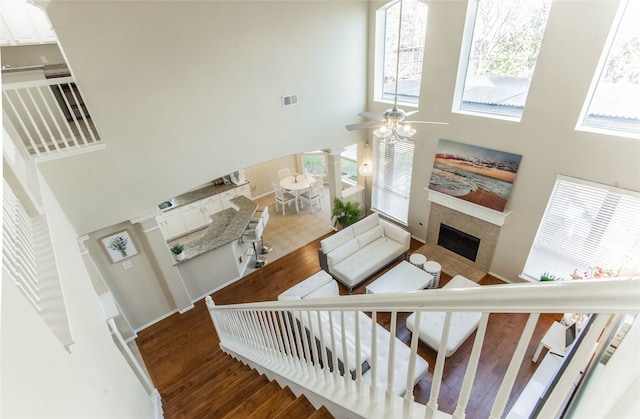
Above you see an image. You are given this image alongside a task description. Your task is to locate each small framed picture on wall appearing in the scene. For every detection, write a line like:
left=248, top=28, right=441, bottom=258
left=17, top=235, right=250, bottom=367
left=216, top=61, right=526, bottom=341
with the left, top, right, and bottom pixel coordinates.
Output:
left=101, top=230, right=138, bottom=263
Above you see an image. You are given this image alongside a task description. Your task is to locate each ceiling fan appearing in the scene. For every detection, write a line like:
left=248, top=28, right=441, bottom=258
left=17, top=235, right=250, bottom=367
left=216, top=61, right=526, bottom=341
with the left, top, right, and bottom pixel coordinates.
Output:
left=346, top=0, right=448, bottom=140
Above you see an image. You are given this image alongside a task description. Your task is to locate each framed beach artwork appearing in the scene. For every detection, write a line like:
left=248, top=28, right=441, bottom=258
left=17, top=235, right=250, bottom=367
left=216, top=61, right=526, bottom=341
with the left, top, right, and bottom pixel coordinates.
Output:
left=101, top=230, right=138, bottom=263
left=429, top=139, right=523, bottom=212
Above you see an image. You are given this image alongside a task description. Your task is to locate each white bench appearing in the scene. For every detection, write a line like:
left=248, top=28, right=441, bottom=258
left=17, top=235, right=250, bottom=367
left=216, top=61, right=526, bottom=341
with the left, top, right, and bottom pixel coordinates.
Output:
left=365, top=261, right=433, bottom=294
left=406, top=275, right=482, bottom=357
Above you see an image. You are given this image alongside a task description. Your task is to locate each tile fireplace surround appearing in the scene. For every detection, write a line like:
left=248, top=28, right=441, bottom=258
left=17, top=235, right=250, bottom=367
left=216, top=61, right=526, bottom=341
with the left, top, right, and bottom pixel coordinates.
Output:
left=426, top=197, right=504, bottom=276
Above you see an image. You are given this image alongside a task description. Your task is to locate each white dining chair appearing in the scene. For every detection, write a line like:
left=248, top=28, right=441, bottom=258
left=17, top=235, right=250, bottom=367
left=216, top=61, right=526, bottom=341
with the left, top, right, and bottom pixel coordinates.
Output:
left=272, top=182, right=296, bottom=215
left=299, top=180, right=322, bottom=213
left=277, top=168, right=291, bottom=181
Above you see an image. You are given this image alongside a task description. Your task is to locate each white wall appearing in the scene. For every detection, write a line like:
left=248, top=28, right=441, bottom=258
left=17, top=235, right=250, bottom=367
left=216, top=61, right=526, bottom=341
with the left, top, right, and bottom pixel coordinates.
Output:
left=1, top=177, right=154, bottom=418
left=30, top=0, right=640, bottom=284
left=369, top=0, right=640, bottom=281
left=38, top=0, right=368, bottom=235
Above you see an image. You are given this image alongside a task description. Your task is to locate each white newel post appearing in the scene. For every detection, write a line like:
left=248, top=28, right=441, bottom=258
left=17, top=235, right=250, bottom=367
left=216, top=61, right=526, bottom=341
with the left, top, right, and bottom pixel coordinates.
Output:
left=132, top=214, right=193, bottom=313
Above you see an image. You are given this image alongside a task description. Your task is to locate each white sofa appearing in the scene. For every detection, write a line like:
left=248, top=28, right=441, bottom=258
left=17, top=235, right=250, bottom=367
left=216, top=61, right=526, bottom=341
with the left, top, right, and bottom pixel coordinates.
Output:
left=318, top=213, right=411, bottom=291
left=405, top=275, right=482, bottom=357
left=278, top=271, right=429, bottom=396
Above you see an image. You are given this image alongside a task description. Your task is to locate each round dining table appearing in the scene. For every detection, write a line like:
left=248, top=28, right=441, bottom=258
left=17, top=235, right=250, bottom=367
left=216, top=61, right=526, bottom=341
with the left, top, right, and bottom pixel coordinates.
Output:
left=280, top=174, right=313, bottom=212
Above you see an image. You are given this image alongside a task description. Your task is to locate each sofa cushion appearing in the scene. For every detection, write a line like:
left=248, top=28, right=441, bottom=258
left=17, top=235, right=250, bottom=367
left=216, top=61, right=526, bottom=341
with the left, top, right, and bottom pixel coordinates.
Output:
left=352, top=213, right=380, bottom=236
left=278, top=270, right=333, bottom=300
left=327, top=238, right=360, bottom=268
left=406, top=275, right=481, bottom=357
left=303, top=280, right=339, bottom=299
left=331, top=237, right=404, bottom=287
left=357, top=224, right=384, bottom=248
left=321, top=227, right=354, bottom=254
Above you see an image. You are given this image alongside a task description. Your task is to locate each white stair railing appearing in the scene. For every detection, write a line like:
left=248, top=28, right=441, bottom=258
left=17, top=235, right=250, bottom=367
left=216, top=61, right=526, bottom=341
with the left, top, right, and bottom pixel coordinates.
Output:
left=2, top=76, right=102, bottom=157
left=206, top=278, right=639, bottom=419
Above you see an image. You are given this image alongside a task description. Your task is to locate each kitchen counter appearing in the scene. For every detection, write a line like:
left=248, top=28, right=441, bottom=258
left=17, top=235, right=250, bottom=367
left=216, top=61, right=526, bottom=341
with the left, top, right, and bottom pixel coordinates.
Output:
left=168, top=182, right=248, bottom=210
left=177, top=195, right=257, bottom=263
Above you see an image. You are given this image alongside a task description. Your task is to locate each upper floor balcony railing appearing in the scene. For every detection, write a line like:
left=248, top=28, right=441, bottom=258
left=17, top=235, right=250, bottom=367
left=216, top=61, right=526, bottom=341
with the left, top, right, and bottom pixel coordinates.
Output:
left=206, top=277, right=639, bottom=419
left=2, top=75, right=102, bottom=158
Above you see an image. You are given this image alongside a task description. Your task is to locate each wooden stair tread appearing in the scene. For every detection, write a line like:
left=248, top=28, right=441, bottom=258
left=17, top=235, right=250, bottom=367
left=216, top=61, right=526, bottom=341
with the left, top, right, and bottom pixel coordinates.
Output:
left=222, top=380, right=283, bottom=418
left=208, top=374, right=271, bottom=417
left=159, top=355, right=250, bottom=404
left=163, top=364, right=254, bottom=415
left=246, top=386, right=296, bottom=418
left=308, top=406, right=334, bottom=418
left=272, top=395, right=317, bottom=418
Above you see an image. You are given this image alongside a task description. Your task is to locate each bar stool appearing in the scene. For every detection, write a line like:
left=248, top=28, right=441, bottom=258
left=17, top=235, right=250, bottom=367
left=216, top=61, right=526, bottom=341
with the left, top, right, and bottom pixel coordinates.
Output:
left=249, top=206, right=272, bottom=254
left=423, top=260, right=442, bottom=289
left=409, top=253, right=427, bottom=269
left=243, top=219, right=267, bottom=268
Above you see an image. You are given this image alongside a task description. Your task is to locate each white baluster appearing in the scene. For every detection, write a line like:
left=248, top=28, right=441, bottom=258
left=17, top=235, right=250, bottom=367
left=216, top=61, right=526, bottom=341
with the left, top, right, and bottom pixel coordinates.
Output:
left=404, top=308, right=421, bottom=417
left=370, top=310, right=378, bottom=400
left=427, top=311, right=452, bottom=418
left=340, top=311, right=351, bottom=390
left=299, top=310, right=313, bottom=374
left=3, top=91, right=41, bottom=154
left=387, top=312, right=397, bottom=397
left=354, top=309, right=363, bottom=395
left=24, top=87, right=53, bottom=153
left=328, top=310, right=341, bottom=386
left=316, top=310, right=331, bottom=381
left=36, top=85, right=67, bottom=150
left=453, top=312, right=490, bottom=419
left=305, top=310, right=321, bottom=379
left=277, top=310, right=295, bottom=367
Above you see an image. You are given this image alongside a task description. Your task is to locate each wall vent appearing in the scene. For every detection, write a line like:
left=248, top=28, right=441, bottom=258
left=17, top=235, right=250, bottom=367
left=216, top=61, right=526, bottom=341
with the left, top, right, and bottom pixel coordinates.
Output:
left=282, top=94, right=299, bottom=107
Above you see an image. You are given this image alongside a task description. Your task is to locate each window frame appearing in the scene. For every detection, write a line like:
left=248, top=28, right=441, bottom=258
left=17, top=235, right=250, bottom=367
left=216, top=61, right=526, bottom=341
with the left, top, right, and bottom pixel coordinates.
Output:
left=521, top=175, right=640, bottom=282
left=373, top=0, right=429, bottom=108
left=576, top=0, right=640, bottom=139
left=452, top=0, right=552, bottom=122
left=340, top=144, right=358, bottom=185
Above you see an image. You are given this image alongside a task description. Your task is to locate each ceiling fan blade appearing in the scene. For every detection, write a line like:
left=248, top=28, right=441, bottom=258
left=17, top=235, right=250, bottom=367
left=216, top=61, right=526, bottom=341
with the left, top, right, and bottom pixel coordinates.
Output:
left=405, top=120, right=449, bottom=126
left=345, top=121, right=383, bottom=131
left=405, top=110, right=419, bottom=117
left=358, top=111, right=385, bottom=121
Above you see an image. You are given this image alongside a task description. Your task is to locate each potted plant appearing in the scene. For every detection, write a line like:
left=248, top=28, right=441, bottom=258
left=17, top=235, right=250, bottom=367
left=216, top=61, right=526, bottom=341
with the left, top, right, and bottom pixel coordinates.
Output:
left=170, top=243, right=186, bottom=261
left=331, top=197, right=361, bottom=230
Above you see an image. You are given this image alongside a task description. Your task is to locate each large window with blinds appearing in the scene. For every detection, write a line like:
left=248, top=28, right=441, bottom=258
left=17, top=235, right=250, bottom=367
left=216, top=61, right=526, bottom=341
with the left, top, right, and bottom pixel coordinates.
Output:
left=371, top=138, right=415, bottom=224
left=522, top=175, right=640, bottom=282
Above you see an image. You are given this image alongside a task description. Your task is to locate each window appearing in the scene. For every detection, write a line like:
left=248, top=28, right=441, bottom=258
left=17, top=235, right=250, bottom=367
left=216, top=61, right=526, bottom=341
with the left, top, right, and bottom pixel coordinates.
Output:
left=579, top=0, right=640, bottom=137
left=301, top=150, right=326, bottom=175
left=522, top=175, right=640, bottom=282
left=454, top=0, right=551, bottom=120
left=340, top=144, right=358, bottom=184
left=375, top=0, right=429, bottom=106
left=371, top=138, right=414, bottom=224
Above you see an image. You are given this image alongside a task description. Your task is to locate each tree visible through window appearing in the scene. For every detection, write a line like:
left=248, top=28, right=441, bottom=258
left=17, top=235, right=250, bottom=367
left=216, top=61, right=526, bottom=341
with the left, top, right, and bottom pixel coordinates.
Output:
left=456, top=0, right=551, bottom=119
left=580, top=0, right=640, bottom=136
left=376, top=0, right=428, bottom=105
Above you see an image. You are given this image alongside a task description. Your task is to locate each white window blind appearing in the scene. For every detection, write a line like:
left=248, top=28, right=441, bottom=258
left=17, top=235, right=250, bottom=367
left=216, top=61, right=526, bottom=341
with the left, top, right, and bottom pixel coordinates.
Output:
left=371, top=138, right=414, bottom=224
left=522, top=175, right=640, bottom=282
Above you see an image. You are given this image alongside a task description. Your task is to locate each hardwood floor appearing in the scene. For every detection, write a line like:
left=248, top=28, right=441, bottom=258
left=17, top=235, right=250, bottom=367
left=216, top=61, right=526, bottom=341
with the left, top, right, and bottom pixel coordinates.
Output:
left=137, top=236, right=560, bottom=418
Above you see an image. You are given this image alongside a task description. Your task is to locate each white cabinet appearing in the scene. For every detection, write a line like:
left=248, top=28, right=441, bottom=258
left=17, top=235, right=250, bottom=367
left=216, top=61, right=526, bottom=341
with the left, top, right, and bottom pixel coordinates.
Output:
left=160, top=211, right=187, bottom=240
left=235, top=184, right=251, bottom=199
left=202, top=196, right=223, bottom=218
left=219, top=190, right=236, bottom=209
left=182, top=204, right=207, bottom=232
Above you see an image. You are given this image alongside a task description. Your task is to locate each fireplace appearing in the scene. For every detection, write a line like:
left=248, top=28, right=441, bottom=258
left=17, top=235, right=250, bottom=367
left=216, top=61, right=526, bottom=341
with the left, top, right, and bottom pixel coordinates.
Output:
left=437, top=224, right=480, bottom=262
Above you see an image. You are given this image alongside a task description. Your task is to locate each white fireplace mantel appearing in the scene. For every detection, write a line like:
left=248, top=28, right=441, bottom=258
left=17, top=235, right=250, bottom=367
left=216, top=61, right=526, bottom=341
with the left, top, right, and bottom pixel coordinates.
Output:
left=426, top=189, right=511, bottom=226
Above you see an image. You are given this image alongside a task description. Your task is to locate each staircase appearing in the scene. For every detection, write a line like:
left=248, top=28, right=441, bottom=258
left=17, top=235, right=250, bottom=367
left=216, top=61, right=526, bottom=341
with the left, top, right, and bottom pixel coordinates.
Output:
left=160, top=349, right=332, bottom=418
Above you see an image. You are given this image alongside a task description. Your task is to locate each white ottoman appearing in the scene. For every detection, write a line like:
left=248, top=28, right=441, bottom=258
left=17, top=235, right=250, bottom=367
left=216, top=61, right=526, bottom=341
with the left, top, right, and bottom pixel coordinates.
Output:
left=406, top=275, right=481, bottom=357
left=409, top=253, right=427, bottom=268
left=423, top=260, right=442, bottom=289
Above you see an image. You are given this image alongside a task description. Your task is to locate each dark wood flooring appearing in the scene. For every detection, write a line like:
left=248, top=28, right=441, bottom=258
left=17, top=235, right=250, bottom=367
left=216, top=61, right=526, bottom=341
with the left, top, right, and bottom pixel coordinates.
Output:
left=137, top=236, right=560, bottom=419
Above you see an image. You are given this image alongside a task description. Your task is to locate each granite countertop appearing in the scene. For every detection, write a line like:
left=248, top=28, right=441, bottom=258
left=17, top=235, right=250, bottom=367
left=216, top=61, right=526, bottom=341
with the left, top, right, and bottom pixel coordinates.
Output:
left=167, top=182, right=248, bottom=210
left=177, top=195, right=257, bottom=263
